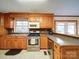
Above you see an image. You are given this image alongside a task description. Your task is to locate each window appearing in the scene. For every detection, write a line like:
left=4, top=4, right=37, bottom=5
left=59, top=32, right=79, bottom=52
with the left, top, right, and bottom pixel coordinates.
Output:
left=67, top=23, right=76, bottom=35
left=56, top=22, right=65, bottom=34
left=77, top=20, right=79, bottom=35
left=14, top=19, right=29, bottom=33
left=55, top=20, right=76, bottom=35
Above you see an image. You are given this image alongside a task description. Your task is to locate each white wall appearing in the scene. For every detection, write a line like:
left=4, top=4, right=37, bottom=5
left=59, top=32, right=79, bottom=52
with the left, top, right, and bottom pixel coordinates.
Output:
left=54, top=17, right=79, bottom=20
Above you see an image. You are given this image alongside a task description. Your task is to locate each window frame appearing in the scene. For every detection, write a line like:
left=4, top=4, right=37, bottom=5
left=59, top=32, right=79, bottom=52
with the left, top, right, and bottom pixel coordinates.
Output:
left=14, top=18, right=29, bottom=33
left=55, top=20, right=77, bottom=35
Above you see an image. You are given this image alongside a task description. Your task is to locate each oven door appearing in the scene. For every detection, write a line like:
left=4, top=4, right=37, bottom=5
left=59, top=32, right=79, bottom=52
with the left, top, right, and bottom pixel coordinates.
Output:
left=28, top=39, right=39, bottom=45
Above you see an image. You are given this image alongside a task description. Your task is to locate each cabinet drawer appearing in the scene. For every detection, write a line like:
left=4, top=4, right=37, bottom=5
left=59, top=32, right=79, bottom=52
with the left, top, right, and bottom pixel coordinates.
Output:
left=54, top=42, right=60, bottom=52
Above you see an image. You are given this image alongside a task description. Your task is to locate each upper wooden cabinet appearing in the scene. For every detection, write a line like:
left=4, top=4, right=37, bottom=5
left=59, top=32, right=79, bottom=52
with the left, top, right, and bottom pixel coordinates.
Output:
left=40, top=16, right=54, bottom=28
left=28, top=13, right=54, bottom=28
left=4, top=14, right=11, bottom=28
left=4, top=13, right=54, bottom=29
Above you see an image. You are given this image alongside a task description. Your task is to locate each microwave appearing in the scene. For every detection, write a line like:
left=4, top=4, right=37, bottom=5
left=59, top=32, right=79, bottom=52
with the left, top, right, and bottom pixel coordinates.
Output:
left=28, top=22, right=40, bottom=28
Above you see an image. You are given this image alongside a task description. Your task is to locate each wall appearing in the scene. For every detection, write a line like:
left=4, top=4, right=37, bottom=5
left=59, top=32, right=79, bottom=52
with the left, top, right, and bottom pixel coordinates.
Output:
left=54, top=16, right=79, bottom=20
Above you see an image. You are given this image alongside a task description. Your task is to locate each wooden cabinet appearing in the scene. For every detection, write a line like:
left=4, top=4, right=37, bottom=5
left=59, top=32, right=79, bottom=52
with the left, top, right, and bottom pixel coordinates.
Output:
left=4, top=14, right=11, bottom=28
left=4, top=13, right=54, bottom=29
left=54, top=51, right=60, bottom=59
left=61, top=47, right=79, bottom=59
left=4, top=13, right=28, bottom=28
left=48, top=39, right=54, bottom=49
left=0, top=36, right=27, bottom=49
left=54, top=42, right=60, bottom=52
left=52, top=42, right=79, bottom=59
left=28, top=13, right=54, bottom=28
left=6, top=37, right=14, bottom=49
left=0, top=36, right=7, bottom=49
left=40, top=34, right=48, bottom=49
left=13, top=36, right=27, bottom=49
left=0, top=39, right=4, bottom=49
left=54, top=42, right=61, bottom=59
left=40, top=16, right=53, bottom=28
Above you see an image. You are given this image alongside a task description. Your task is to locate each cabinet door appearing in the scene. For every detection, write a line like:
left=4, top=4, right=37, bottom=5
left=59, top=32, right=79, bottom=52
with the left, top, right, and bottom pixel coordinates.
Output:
left=0, top=39, right=4, bottom=49
left=54, top=51, right=60, bottom=59
left=62, top=50, right=78, bottom=59
left=48, top=39, right=54, bottom=49
left=6, top=39, right=12, bottom=49
left=13, top=36, right=27, bottom=49
left=42, top=17, right=53, bottom=28
left=40, top=35, right=48, bottom=49
left=40, top=15, right=53, bottom=28
left=5, top=36, right=14, bottom=49
left=16, top=39, right=26, bottom=49
left=28, top=13, right=54, bottom=28
left=0, top=38, right=6, bottom=49
left=4, top=14, right=11, bottom=28
left=47, top=17, right=54, bottom=28
left=28, top=16, right=38, bottom=21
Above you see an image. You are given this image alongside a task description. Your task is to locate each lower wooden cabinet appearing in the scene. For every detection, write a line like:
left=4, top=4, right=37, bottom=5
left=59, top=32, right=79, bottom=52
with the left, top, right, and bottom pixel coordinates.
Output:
left=48, top=39, right=54, bottom=49
left=13, top=39, right=26, bottom=49
left=40, top=34, right=48, bottom=49
left=54, top=51, right=60, bottom=59
left=53, top=42, right=79, bottom=59
left=0, top=39, right=6, bottom=49
left=54, top=42, right=61, bottom=59
left=0, top=36, right=27, bottom=49
left=0, top=36, right=7, bottom=49
left=61, top=47, right=79, bottom=59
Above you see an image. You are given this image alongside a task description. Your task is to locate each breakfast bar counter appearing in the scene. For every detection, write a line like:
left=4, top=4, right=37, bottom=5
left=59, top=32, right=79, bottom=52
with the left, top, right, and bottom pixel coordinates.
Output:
left=48, top=34, right=79, bottom=59
left=48, top=34, right=79, bottom=46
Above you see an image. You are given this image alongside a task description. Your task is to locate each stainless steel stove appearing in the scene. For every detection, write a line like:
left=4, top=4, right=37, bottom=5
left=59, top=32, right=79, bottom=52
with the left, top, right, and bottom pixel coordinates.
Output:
left=27, top=31, right=40, bottom=51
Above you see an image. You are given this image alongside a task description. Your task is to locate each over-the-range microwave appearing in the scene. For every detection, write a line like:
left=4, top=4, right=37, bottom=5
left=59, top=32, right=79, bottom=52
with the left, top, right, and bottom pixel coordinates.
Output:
left=28, top=22, right=40, bottom=28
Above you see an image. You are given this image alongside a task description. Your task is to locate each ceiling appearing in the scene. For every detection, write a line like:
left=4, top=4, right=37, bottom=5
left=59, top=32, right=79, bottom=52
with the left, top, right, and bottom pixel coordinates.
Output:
left=0, top=0, right=79, bottom=15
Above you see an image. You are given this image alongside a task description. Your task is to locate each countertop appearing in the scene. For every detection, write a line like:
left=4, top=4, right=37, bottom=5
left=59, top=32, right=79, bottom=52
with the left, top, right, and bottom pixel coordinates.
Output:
left=6, top=33, right=79, bottom=46
left=48, top=34, right=79, bottom=46
left=6, top=34, right=28, bottom=38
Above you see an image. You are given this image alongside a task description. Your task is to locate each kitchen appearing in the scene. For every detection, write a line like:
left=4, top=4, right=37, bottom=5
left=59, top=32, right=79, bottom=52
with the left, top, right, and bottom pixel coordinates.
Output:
left=0, top=0, right=79, bottom=59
